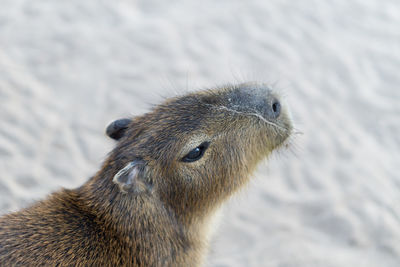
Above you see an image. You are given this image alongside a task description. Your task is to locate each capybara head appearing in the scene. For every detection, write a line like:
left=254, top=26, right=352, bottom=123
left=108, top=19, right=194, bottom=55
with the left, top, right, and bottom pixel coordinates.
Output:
left=106, top=83, right=292, bottom=219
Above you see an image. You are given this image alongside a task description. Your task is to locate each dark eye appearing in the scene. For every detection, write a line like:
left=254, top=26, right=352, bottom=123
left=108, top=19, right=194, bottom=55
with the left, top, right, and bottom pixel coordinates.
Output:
left=181, top=142, right=210, bottom=163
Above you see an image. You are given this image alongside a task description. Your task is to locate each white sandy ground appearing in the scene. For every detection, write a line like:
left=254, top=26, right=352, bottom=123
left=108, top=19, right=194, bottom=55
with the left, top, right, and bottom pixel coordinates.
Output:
left=0, top=0, right=399, bottom=266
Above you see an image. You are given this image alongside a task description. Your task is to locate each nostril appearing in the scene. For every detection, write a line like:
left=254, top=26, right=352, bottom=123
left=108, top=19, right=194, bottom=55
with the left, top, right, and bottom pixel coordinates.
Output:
left=271, top=100, right=281, bottom=118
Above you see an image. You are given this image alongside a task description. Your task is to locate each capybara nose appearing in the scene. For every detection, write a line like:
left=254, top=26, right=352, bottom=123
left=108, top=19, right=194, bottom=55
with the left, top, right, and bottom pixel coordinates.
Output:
left=269, top=98, right=281, bottom=119
left=257, top=96, right=281, bottom=121
left=227, top=84, right=282, bottom=121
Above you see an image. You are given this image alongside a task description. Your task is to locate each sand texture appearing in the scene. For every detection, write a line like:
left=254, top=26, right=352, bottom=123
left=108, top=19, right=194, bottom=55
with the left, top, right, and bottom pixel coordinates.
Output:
left=0, top=0, right=399, bottom=266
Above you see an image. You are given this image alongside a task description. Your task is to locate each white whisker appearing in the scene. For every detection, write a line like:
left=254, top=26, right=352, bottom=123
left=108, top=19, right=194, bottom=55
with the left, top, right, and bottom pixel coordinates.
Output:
left=205, top=103, right=288, bottom=132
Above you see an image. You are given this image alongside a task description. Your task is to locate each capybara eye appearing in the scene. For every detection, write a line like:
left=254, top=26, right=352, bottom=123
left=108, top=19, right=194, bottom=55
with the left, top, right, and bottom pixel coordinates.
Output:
left=182, top=142, right=210, bottom=162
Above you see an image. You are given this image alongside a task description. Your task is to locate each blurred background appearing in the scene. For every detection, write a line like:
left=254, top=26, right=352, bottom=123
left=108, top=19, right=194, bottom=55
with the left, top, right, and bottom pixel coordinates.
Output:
left=0, top=0, right=399, bottom=266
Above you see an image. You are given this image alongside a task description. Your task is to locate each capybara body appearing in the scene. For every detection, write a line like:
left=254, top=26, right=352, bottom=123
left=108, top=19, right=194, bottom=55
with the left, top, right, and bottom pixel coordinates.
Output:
left=0, top=83, right=292, bottom=266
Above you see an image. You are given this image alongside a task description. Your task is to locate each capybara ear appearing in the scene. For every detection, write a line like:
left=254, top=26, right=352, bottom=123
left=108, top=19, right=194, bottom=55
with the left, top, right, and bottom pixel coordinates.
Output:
left=112, top=161, right=148, bottom=194
left=106, top=118, right=131, bottom=140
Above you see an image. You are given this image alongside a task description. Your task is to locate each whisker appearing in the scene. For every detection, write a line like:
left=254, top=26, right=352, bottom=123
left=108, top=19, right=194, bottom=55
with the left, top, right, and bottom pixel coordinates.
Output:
left=205, top=104, right=288, bottom=132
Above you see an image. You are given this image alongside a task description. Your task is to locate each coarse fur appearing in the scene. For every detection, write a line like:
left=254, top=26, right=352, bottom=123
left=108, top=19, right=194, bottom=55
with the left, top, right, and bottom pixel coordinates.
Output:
left=0, top=82, right=293, bottom=266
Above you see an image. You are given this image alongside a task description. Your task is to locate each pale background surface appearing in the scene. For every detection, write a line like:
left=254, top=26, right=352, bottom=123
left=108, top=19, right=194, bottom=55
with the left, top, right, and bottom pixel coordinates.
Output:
left=0, top=0, right=399, bottom=266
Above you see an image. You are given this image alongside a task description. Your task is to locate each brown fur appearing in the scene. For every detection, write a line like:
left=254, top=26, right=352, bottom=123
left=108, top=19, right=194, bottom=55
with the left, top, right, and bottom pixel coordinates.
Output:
left=0, top=83, right=292, bottom=266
